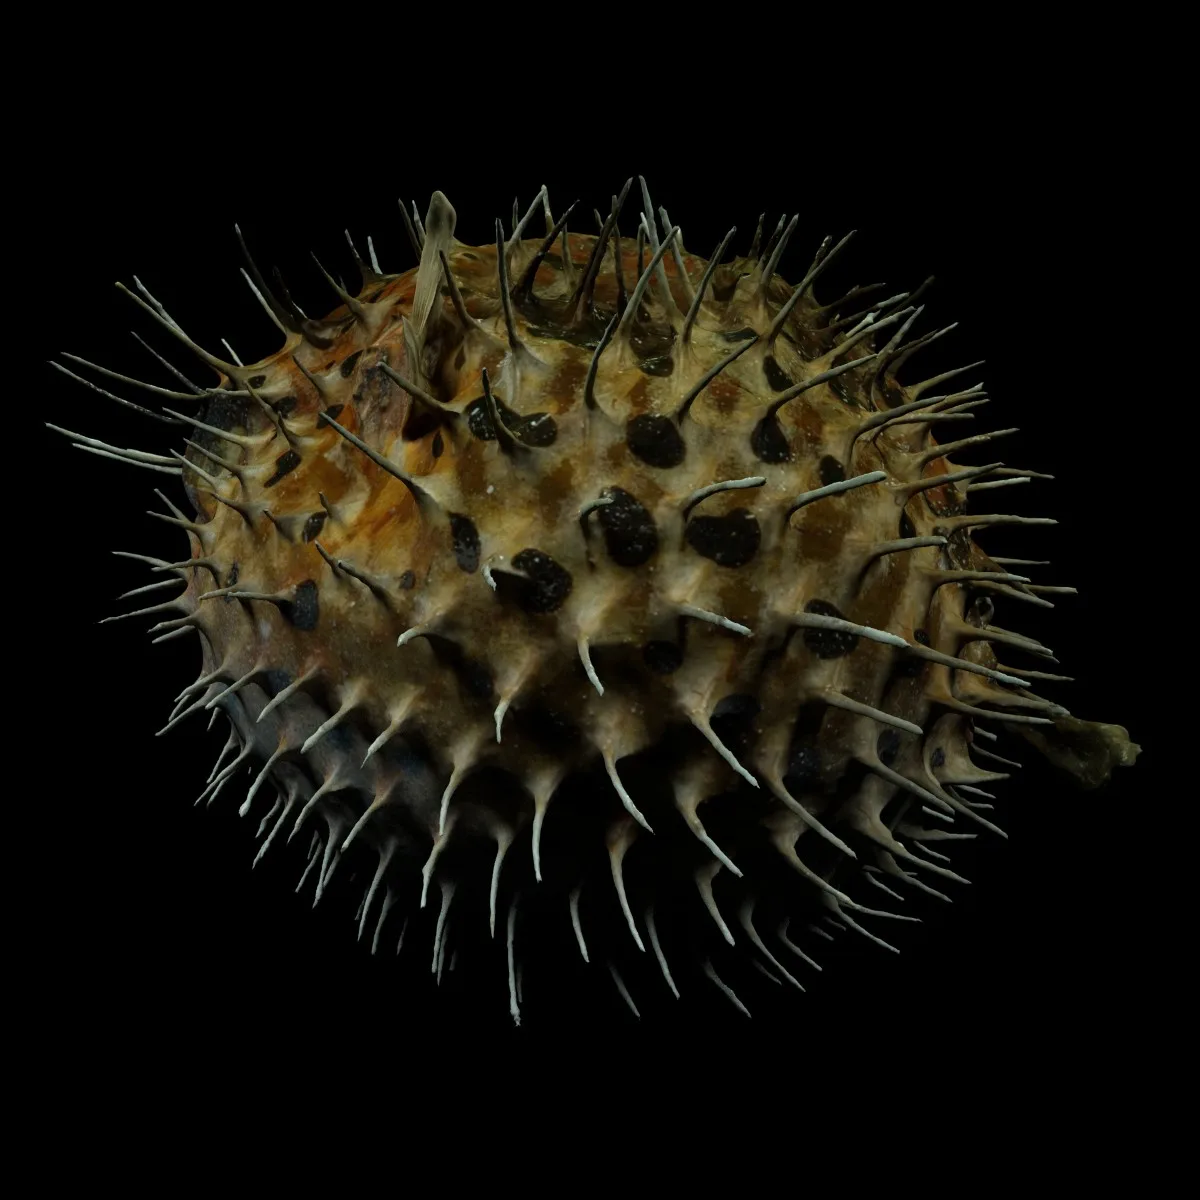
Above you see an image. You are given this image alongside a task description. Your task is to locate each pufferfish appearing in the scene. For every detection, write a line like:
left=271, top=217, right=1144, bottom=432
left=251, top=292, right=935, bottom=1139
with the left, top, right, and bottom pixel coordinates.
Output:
left=50, top=178, right=1138, bottom=1022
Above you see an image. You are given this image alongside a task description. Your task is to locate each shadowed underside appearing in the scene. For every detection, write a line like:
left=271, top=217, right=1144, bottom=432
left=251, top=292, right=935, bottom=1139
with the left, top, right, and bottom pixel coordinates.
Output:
left=54, top=180, right=1139, bottom=1022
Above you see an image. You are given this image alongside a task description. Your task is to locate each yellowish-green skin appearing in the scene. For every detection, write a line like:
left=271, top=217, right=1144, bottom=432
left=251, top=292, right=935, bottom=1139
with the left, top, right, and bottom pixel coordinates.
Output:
left=155, top=190, right=1136, bottom=1014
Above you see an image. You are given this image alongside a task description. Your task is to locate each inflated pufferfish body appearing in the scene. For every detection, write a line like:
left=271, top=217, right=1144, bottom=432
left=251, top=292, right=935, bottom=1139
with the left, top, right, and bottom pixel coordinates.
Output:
left=58, top=180, right=1138, bottom=1022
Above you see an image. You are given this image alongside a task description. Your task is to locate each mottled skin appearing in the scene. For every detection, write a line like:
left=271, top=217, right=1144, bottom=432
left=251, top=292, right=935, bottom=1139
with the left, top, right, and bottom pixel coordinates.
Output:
left=154, top=191, right=1136, bottom=1009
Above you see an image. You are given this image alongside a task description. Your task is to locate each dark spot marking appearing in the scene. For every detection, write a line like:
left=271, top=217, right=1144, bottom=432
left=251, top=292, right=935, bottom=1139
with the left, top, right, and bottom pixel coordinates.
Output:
left=357, top=364, right=389, bottom=400
left=423, top=637, right=493, bottom=699
left=365, top=288, right=387, bottom=304
left=288, top=580, right=320, bottom=631
left=819, top=456, right=845, bottom=486
left=714, top=692, right=759, bottom=736
left=324, top=404, right=344, bottom=422
left=636, top=355, right=674, bottom=377
left=785, top=742, right=821, bottom=788
left=876, top=378, right=907, bottom=409
left=971, top=594, right=995, bottom=625
left=421, top=341, right=443, bottom=380
left=763, top=355, right=793, bottom=392
left=509, top=549, right=573, bottom=614
left=751, top=416, right=791, bottom=463
left=711, top=272, right=738, bottom=303
left=643, top=641, right=683, bottom=674
left=526, top=322, right=607, bottom=351
left=597, top=488, right=658, bottom=567
left=200, top=391, right=251, bottom=438
left=273, top=396, right=297, bottom=418
left=512, top=412, right=557, bottom=446
left=897, top=627, right=930, bottom=677
left=450, top=514, right=481, bottom=573
left=711, top=694, right=761, bottom=762
left=685, top=508, right=761, bottom=567
left=516, top=702, right=580, bottom=752
left=454, top=347, right=466, bottom=369
left=466, top=397, right=495, bottom=441
left=318, top=717, right=357, bottom=757
left=946, top=528, right=974, bottom=565
left=302, top=512, right=327, bottom=543
left=264, top=449, right=301, bottom=488
left=712, top=693, right=760, bottom=722
left=876, top=729, right=901, bottom=766
left=264, top=668, right=292, bottom=696
left=459, top=656, right=494, bottom=699
left=465, top=396, right=557, bottom=447
left=931, top=747, right=946, bottom=768
left=721, top=326, right=757, bottom=342
left=340, top=350, right=364, bottom=378
left=631, top=322, right=675, bottom=363
left=398, top=570, right=415, bottom=590
left=247, top=374, right=267, bottom=388
left=224, top=562, right=240, bottom=597
left=802, top=599, right=858, bottom=659
left=900, top=510, right=916, bottom=539
left=626, top=414, right=686, bottom=468
left=432, top=431, right=444, bottom=459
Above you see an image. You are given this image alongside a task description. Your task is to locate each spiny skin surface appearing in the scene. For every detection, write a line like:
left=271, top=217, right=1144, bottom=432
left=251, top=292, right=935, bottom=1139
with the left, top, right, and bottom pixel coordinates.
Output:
left=65, top=184, right=1138, bottom=1021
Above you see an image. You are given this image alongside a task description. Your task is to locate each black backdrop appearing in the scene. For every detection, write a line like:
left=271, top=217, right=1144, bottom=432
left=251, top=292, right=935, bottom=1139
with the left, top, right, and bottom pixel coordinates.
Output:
left=26, top=117, right=1147, bottom=1098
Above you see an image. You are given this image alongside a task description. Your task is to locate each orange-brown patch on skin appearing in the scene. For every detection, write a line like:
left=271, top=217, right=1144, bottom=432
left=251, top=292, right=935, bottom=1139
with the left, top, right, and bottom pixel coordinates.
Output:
left=304, top=443, right=372, bottom=508
left=535, top=456, right=581, bottom=528
left=530, top=261, right=561, bottom=293
left=703, top=374, right=743, bottom=417
left=911, top=457, right=962, bottom=514
left=784, top=396, right=832, bottom=457
left=791, top=503, right=854, bottom=563
left=445, top=429, right=490, bottom=502
left=714, top=571, right=764, bottom=632
left=560, top=231, right=588, bottom=267
left=545, top=351, right=588, bottom=407
left=856, top=560, right=916, bottom=638
left=603, top=439, right=627, bottom=471
left=622, top=374, right=651, bottom=416
left=351, top=480, right=423, bottom=544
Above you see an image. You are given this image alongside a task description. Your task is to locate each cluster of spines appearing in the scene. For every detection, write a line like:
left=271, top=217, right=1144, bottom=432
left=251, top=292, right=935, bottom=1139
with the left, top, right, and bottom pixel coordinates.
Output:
left=50, top=177, right=1086, bottom=1022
